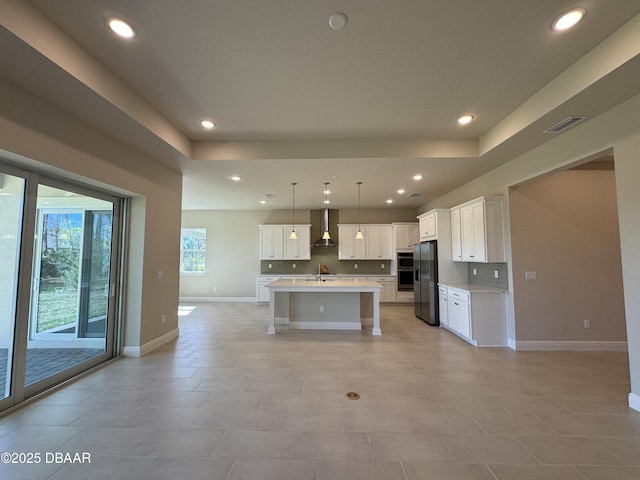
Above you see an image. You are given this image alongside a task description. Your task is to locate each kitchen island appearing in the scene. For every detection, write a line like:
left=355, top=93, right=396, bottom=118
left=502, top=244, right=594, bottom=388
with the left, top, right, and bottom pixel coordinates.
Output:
left=266, top=278, right=383, bottom=335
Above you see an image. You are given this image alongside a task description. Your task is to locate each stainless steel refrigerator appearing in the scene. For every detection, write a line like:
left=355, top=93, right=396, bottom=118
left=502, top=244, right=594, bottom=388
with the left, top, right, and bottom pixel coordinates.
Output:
left=413, top=241, right=439, bottom=326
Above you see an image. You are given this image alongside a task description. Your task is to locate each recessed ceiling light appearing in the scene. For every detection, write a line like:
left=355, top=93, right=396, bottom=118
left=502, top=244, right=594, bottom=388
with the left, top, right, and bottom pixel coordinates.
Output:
left=457, top=114, right=475, bottom=125
left=397, top=188, right=405, bottom=194
left=552, top=9, right=585, bottom=31
left=259, top=200, right=267, bottom=204
left=328, top=12, right=348, bottom=30
left=386, top=199, right=393, bottom=204
left=108, top=18, right=135, bottom=38
left=200, top=119, right=215, bottom=129
left=230, top=175, right=241, bottom=182
left=413, top=174, right=423, bottom=181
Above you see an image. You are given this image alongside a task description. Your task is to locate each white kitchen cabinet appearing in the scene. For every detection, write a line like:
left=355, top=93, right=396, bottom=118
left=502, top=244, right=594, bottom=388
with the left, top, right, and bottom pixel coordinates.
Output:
left=364, top=225, right=393, bottom=259
left=338, top=225, right=367, bottom=260
left=260, top=225, right=311, bottom=260
left=256, top=275, right=280, bottom=303
left=450, top=196, right=505, bottom=263
left=442, top=285, right=507, bottom=346
left=393, top=222, right=419, bottom=250
left=417, top=211, right=437, bottom=240
left=447, top=288, right=470, bottom=338
left=438, top=285, right=448, bottom=327
left=283, top=225, right=311, bottom=259
left=260, top=225, right=284, bottom=260
left=368, top=276, right=396, bottom=302
left=450, top=207, right=462, bottom=261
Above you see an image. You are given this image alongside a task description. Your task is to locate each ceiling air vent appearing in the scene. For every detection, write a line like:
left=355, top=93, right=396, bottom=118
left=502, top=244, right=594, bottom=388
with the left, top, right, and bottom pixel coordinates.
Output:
left=408, top=193, right=421, bottom=198
left=263, top=193, right=276, bottom=199
left=544, top=116, right=586, bottom=133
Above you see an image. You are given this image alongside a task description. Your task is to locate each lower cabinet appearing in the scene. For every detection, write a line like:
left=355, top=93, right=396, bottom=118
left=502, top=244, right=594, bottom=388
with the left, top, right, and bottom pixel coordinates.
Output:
left=447, top=291, right=470, bottom=338
left=256, top=276, right=280, bottom=303
left=438, top=285, right=449, bottom=327
left=441, top=285, right=507, bottom=346
left=368, top=276, right=396, bottom=303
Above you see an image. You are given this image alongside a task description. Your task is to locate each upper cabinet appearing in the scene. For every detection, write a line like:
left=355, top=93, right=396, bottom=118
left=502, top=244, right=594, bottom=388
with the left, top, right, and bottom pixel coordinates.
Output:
left=417, top=211, right=437, bottom=241
left=450, top=196, right=505, bottom=263
left=393, top=222, right=419, bottom=250
left=338, top=225, right=366, bottom=260
left=365, top=225, right=393, bottom=259
left=450, top=208, right=462, bottom=261
left=260, top=225, right=311, bottom=260
left=338, top=224, right=393, bottom=260
left=283, top=225, right=311, bottom=259
left=260, top=225, right=284, bottom=259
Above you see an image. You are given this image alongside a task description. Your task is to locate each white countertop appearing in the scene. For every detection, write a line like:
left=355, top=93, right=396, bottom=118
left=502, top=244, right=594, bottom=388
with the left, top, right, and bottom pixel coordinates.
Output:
left=443, top=283, right=507, bottom=294
left=267, top=278, right=382, bottom=291
left=259, top=274, right=394, bottom=277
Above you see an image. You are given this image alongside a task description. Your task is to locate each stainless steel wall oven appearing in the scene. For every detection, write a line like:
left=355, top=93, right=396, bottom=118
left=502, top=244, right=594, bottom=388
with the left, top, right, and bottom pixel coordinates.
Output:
left=397, top=252, right=414, bottom=291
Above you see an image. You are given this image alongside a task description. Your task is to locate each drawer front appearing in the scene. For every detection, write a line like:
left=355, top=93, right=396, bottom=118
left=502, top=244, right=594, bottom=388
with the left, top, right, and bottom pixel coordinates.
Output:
left=259, top=276, right=280, bottom=282
left=438, top=285, right=448, bottom=295
left=368, top=276, right=395, bottom=283
left=447, top=288, right=470, bottom=302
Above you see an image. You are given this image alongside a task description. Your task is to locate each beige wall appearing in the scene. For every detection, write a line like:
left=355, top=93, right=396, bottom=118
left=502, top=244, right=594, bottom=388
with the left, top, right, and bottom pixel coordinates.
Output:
left=180, top=208, right=419, bottom=299
left=510, top=169, right=625, bottom=342
left=180, top=210, right=276, bottom=298
left=614, top=130, right=640, bottom=409
left=422, top=92, right=640, bottom=407
left=0, top=78, right=183, bottom=351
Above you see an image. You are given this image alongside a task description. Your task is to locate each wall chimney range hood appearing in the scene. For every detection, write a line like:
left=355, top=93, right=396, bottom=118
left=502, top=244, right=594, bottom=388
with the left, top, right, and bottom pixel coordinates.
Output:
left=312, top=208, right=337, bottom=247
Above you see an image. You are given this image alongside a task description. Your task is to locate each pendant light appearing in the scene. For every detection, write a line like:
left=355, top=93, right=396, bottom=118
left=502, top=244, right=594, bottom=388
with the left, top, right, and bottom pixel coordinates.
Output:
left=355, top=181, right=364, bottom=239
left=322, top=182, right=331, bottom=240
left=289, top=182, right=297, bottom=239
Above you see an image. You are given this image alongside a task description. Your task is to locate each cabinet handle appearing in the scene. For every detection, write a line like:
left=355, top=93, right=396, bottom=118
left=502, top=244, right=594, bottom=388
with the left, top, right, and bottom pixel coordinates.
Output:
left=470, top=255, right=475, bottom=258
left=454, top=302, right=459, bottom=306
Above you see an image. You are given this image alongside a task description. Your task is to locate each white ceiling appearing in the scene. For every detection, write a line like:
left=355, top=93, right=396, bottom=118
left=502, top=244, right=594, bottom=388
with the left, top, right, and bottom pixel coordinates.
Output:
left=2, top=1, right=640, bottom=210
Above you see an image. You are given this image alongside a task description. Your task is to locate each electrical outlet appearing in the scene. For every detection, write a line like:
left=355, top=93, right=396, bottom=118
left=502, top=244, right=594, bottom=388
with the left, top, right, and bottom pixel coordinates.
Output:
left=268, top=263, right=272, bottom=269
left=320, top=305, right=325, bottom=313
left=213, top=286, right=217, bottom=292
left=157, top=270, right=163, bottom=279
left=494, top=270, right=499, bottom=279
left=473, top=268, right=477, bottom=276
left=381, top=263, right=385, bottom=268
left=354, top=263, right=358, bottom=269
left=525, top=271, right=537, bottom=280
left=584, top=319, right=591, bottom=329
left=292, top=263, right=296, bottom=268
left=161, top=314, right=166, bottom=323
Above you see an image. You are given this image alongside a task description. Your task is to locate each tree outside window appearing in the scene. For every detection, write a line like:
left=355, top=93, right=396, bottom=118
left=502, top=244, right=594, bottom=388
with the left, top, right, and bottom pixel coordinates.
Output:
left=180, top=228, right=206, bottom=273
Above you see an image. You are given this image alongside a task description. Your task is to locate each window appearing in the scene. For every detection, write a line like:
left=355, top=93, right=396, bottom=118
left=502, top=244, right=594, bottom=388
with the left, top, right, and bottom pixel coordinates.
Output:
left=180, top=228, right=206, bottom=273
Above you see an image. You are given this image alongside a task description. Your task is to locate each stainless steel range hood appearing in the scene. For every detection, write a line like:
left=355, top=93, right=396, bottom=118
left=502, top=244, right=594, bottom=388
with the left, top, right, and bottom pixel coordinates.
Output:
left=311, top=208, right=337, bottom=247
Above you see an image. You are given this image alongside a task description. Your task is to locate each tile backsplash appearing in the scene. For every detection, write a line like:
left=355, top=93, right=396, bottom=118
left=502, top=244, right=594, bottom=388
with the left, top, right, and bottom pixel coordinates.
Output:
left=468, top=262, right=509, bottom=290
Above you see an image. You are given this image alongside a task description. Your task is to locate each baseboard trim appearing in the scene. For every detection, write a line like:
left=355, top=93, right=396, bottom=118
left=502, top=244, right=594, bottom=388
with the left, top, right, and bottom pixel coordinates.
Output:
left=514, top=341, right=628, bottom=351
left=287, top=321, right=362, bottom=331
left=629, top=393, right=640, bottom=412
left=180, top=296, right=256, bottom=303
left=122, top=328, right=179, bottom=357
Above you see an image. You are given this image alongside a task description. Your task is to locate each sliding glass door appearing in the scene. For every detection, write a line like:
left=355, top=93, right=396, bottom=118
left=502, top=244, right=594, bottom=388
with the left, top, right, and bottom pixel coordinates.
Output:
left=25, top=185, right=117, bottom=388
left=0, top=171, right=25, bottom=405
left=0, top=164, right=124, bottom=411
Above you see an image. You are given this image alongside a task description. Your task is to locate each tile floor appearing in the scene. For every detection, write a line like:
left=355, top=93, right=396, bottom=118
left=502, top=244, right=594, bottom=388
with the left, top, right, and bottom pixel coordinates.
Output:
left=0, top=302, right=638, bottom=480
